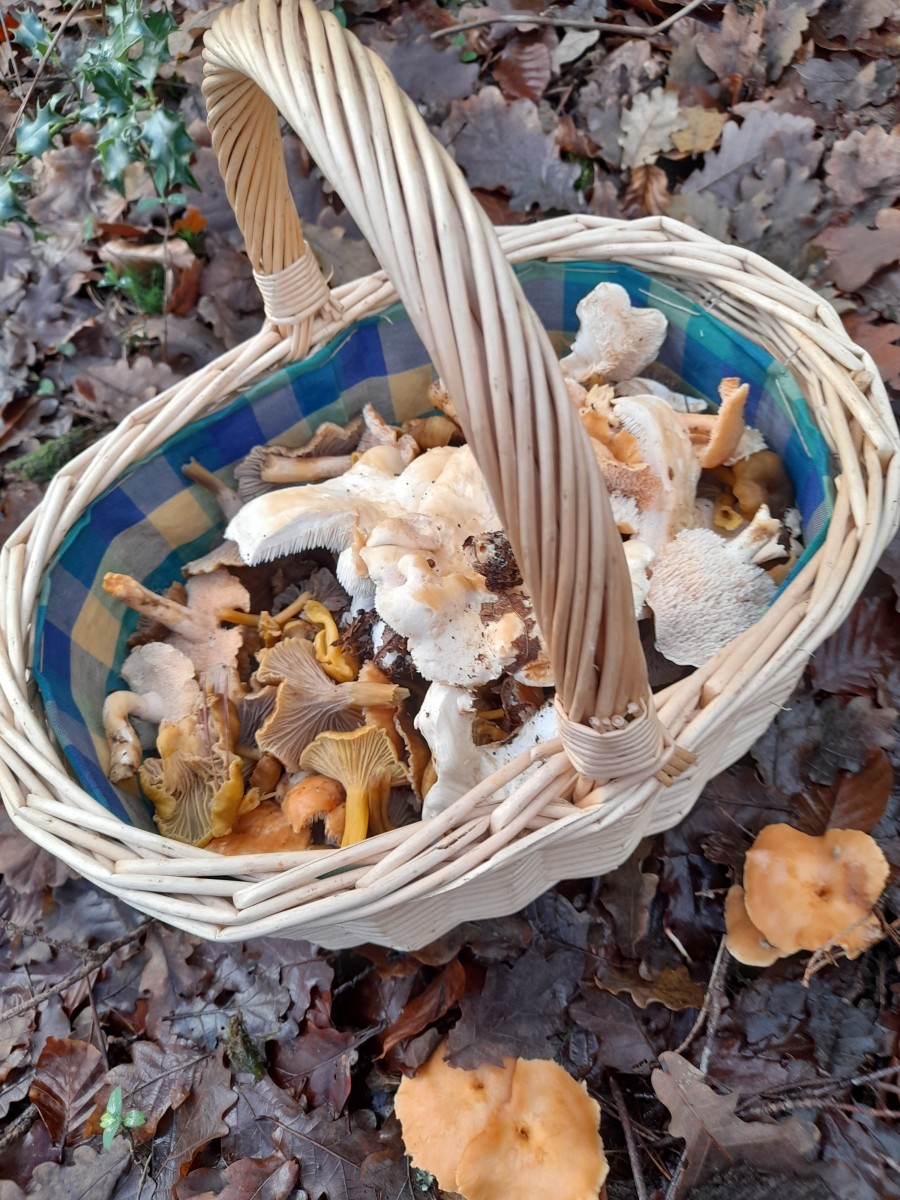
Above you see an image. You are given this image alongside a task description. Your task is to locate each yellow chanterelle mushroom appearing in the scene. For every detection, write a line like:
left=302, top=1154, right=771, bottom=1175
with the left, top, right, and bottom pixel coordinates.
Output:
left=299, top=726, right=406, bottom=846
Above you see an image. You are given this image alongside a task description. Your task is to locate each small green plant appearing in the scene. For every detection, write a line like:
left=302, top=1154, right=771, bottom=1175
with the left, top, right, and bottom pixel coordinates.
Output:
left=99, top=1085, right=146, bottom=1151
left=101, top=262, right=166, bottom=314
left=1, top=0, right=196, bottom=223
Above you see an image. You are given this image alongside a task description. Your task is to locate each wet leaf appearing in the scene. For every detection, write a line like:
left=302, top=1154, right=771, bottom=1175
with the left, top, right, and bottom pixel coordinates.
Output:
left=842, top=316, right=900, bottom=390
left=795, top=747, right=893, bottom=835
left=652, top=1052, right=819, bottom=1192
left=380, top=958, right=466, bottom=1056
left=27, top=1143, right=132, bottom=1200
left=29, top=1037, right=105, bottom=1146
left=270, top=1016, right=370, bottom=1111
left=88, top=1042, right=207, bottom=1140
left=598, top=963, right=705, bottom=1012
left=494, top=34, right=552, bottom=102
left=568, top=989, right=658, bottom=1074
left=150, top=1047, right=237, bottom=1194
left=806, top=980, right=887, bottom=1076
left=445, top=945, right=580, bottom=1067
left=175, top=1154, right=299, bottom=1200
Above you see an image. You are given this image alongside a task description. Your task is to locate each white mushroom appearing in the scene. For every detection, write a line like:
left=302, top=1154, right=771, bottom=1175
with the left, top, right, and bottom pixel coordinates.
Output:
left=647, top=517, right=781, bottom=667
left=416, top=683, right=558, bottom=819
left=102, top=643, right=200, bottom=783
left=560, top=283, right=668, bottom=383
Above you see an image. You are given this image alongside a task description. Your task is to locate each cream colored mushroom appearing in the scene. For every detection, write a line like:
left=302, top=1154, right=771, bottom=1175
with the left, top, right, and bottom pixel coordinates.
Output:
left=677, top=377, right=751, bottom=469
left=299, top=726, right=406, bottom=846
left=560, top=282, right=668, bottom=383
left=417, top=683, right=557, bottom=819
left=102, top=643, right=200, bottom=783
left=102, top=569, right=250, bottom=691
left=646, top=523, right=778, bottom=666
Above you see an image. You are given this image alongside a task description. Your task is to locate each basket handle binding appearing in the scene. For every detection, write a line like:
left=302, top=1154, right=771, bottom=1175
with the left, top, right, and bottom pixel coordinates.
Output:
left=202, top=0, right=688, bottom=786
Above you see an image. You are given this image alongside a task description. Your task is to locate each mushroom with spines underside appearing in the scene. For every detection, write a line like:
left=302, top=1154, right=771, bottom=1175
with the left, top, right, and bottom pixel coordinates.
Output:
left=394, top=1041, right=608, bottom=1200
left=560, top=281, right=668, bottom=383
left=102, top=643, right=200, bottom=783
left=253, top=638, right=409, bottom=772
left=102, top=569, right=250, bottom=693
left=646, top=507, right=786, bottom=667
left=726, top=824, right=890, bottom=964
left=233, top=414, right=364, bottom=502
left=299, top=725, right=407, bottom=846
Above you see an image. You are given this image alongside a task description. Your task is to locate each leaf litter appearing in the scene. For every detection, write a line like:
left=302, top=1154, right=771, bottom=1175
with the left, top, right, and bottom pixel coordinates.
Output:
left=1, top=0, right=900, bottom=1195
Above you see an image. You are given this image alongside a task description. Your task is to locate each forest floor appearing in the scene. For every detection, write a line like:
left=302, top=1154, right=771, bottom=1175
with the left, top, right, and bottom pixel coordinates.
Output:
left=1, top=0, right=900, bottom=1197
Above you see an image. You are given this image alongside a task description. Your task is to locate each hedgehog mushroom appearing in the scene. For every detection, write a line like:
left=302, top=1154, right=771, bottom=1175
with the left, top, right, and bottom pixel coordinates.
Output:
left=456, top=1058, right=608, bottom=1200
left=206, top=799, right=313, bottom=855
left=742, top=825, right=889, bottom=959
left=560, top=281, right=668, bottom=383
left=646, top=512, right=786, bottom=667
left=102, top=643, right=200, bottom=783
left=416, top=683, right=557, bottom=819
left=300, top=726, right=407, bottom=845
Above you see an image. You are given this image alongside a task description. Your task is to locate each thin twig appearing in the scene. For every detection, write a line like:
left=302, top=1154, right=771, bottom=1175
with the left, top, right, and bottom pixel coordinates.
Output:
left=0, top=914, right=116, bottom=960
left=736, top=1063, right=900, bottom=1115
left=740, top=1096, right=900, bottom=1121
left=0, top=1104, right=37, bottom=1152
left=0, top=922, right=151, bottom=1025
left=0, top=0, right=86, bottom=159
left=609, top=1076, right=649, bottom=1200
left=674, top=936, right=727, bottom=1057
left=431, top=0, right=708, bottom=40
left=1, top=11, right=24, bottom=96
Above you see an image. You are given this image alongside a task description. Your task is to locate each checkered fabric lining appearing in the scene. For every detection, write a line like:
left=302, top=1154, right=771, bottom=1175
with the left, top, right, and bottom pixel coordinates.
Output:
left=33, top=260, right=835, bottom=825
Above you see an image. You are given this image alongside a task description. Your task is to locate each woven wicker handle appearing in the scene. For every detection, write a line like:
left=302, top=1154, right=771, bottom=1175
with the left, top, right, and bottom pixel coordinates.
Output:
left=202, top=0, right=669, bottom=772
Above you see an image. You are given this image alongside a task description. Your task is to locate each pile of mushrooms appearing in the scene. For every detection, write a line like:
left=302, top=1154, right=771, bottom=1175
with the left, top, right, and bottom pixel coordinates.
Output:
left=394, top=1040, right=608, bottom=1200
left=725, top=824, right=889, bottom=966
left=100, top=282, right=802, bottom=850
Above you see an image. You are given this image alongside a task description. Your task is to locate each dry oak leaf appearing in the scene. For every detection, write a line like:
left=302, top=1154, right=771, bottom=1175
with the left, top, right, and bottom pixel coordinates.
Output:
left=149, top=1047, right=237, bottom=1197
left=28, top=1036, right=105, bottom=1147
left=652, top=1052, right=819, bottom=1192
left=795, top=55, right=897, bottom=112
left=694, top=2, right=765, bottom=87
left=825, top=127, right=900, bottom=210
left=670, top=107, right=729, bottom=156
left=761, top=1, right=810, bottom=81
left=26, top=1142, right=132, bottom=1200
left=817, top=211, right=900, bottom=294
left=87, top=1042, right=208, bottom=1141
left=619, top=89, right=683, bottom=169
left=842, top=315, right=900, bottom=389
left=442, top=87, right=584, bottom=213
left=817, top=0, right=894, bottom=41
left=175, top=1154, right=300, bottom=1200
left=624, top=164, right=670, bottom=216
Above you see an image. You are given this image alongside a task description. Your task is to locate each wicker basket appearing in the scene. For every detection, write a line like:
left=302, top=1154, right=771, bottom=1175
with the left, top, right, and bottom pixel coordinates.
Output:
left=1, top=0, right=898, bottom=949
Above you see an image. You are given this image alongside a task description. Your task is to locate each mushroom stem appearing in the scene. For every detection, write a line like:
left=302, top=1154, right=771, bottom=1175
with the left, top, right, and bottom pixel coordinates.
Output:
left=182, top=459, right=243, bottom=520
left=218, top=608, right=260, bottom=626
left=260, top=454, right=354, bottom=484
left=104, top=573, right=208, bottom=641
left=303, top=599, right=358, bottom=682
left=342, top=782, right=370, bottom=846
left=274, top=590, right=312, bottom=625
left=102, top=690, right=166, bottom=782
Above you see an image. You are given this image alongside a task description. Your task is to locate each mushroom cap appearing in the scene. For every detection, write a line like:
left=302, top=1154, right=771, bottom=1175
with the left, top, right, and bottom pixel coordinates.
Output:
left=299, top=724, right=407, bottom=790
left=234, top=415, right=364, bottom=502
left=456, top=1058, right=607, bottom=1200
left=724, top=885, right=785, bottom=967
left=647, top=527, right=776, bottom=667
left=394, top=1047, right=607, bottom=1200
left=206, top=799, right=313, bottom=854
left=743, top=825, right=889, bottom=957
left=560, top=281, right=668, bottom=383
left=394, top=1045, right=515, bottom=1192
left=281, top=774, right=346, bottom=843
left=119, top=642, right=200, bottom=721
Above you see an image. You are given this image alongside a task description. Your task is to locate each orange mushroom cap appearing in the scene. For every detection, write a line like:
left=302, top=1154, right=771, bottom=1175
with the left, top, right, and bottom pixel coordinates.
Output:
left=723, top=885, right=785, bottom=968
left=394, top=1043, right=607, bottom=1200
left=743, top=824, right=888, bottom=958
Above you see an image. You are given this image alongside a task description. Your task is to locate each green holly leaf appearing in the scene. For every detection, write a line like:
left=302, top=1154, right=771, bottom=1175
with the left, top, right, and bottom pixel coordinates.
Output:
left=0, top=171, right=27, bottom=224
left=12, top=9, right=51, bottom=55
left=132, top=9, right=177, bottom=89
left=96, top=115, right=139, bottom=190
left=16, top=99, right=69, bottom=158
left=140, top=108, right=197, bottom=193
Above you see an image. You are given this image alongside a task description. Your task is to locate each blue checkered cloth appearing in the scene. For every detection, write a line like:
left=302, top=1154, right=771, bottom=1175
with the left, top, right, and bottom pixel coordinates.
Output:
left=33, top=261, right=834, bottom=825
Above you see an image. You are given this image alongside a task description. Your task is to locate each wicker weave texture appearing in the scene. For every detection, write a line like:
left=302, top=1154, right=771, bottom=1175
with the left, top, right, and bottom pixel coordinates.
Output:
left=0, top=0, right=897, bottom=949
